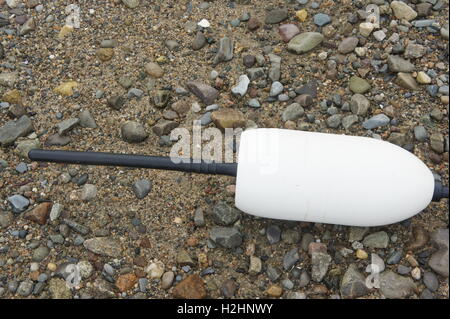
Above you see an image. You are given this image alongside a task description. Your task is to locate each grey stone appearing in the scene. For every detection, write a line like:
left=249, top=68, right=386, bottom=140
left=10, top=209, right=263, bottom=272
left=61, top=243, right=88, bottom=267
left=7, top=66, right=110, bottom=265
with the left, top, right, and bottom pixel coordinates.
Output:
left=210, top=227, right=243, bottom=248
left=428, top=228, right=449, bottom=277
left=288, top=32, right=324, bottom=54
left=283, top=248, right=300, bottom=270
left=231, top=75, right=250, bottom=97
left=0, top=211, right=14, bottom=229
left=379, top=270, right=416, bottom=299
left=247, top=67, right=265, bottom=81
left=192, top=31, right=206, bottom=50
left=282, top=103, right=304, bottom=122
left=349, top=227, right=369, bottom=242
left=362, top=114, right=390, bottom=130
left=213, top=37, right=234, bottom=65
left=311, top=252, right=332, bottom=282
left=83, top=237, right=122, bottom=258
left=266, top=225, right=281, bottom=244
left=387, top=249, right=403, bottom=265
left=132, top=179, right=152, bottom=199
left=281, top=229, right=301, bottom=244
left=64, top=219, right=90, bottom=235
left=17, top=280, right=34, bottom=297
left=301, top=233, right=314, bottom=251
left=396, top=72, right=419, bottom=90
left=32, top=246, right=50, bottom=262
left=269, top=81, right=283, bottom=96
left=414, top=126, right=428, bottom=142
left=107, top=96, right=125, bottom=110
left=326, top=114, right=342, bottom=128
left=121, top=121, right=148, bottom=143
left=388, top=55, right=415, bottom=73
left=423, top=272, right=439, bottom=292
left=338, top=37, right=359, bottom=54
left=265, top=8, right=288, bottom=24
left=247, top=99, right=261, bottom=108
left=266, top=265, right=281, bottom=281
left=211, top=201, right=241, bottom=226
left=7, top=194, right=29, bottom=213
left=340, top=264, right=369, bottom=299
left=194, top=207, right=205, bottom=226
left=58, top=118, right=79, bottom=136
left=313, top=13, right=331, bottom=26
left=363, top=231, right=389, bottom=248
left=0, top=115, right=33, bottom=146
left=342, top=115, right=359, bottom=130
left=81, top=184, right=97, bottom=201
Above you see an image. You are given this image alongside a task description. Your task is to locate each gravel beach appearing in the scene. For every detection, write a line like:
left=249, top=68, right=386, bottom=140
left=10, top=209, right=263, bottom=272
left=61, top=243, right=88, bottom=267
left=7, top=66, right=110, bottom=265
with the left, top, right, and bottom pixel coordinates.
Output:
left=0, top=0, right=448, bottom=299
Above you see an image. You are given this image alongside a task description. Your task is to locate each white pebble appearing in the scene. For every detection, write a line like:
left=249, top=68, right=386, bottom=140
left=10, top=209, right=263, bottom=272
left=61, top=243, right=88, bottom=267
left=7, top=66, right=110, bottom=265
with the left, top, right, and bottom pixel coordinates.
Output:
left=197, top=19, right=210, bottom=28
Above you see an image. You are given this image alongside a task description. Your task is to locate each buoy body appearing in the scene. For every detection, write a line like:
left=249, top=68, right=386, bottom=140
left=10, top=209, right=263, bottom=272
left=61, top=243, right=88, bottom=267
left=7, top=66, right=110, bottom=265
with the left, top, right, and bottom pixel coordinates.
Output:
left=235, top=128, right=435, bottom=226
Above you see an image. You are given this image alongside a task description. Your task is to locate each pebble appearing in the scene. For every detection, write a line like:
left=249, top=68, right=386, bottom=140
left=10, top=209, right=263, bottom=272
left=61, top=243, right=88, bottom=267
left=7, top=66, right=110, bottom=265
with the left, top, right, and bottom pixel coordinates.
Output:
left=247, top=99, right=261, bottom=108
left=373, top=30, right=386, bottom=41
left=192, top=31, right=207, bottom=51
left=265, top=8, right=288, bottom=24
left=187, top=82, right=219, bottom=105
left=340, top=264, right=369, bottom=299
left=231, top=75, right=250, bottom=97
left=311, top=252, right=332, bottom=282
left=282, top=103, right=304, bottom=122
left=249, top=256, right=262, bottom=275
left=81, top=184, right=97, bottom=201
left=132, top=179, right=152, bottom=199
left=266, top=285, right=283, bottom=297
left=359, top=22, right=374, bottom=37
left=423, top=272, right=439, bottom=292
left=32, top=246, right=50, bottom=262
left=363, top=231, right=389, bottom=248
left=283, top=248, right=300, bottom=270
left=210, top=109, right=246, bottom=130
left=211, top=201, right=241, bottom=226
left=313, top=13, right=331, bottom=27
left=269, top=82, right=283, bottom=97
left=338, top=37, right=359, bottom=54
left=326, top=114, right=342, bottom=128
left=7, top=194, right=29, bottom=213
left=349, top=76, right=371, bottom=94
left=379, top=270, right=416, bottom=299
left=121, top=121, right=148, bottom=143
left=288, top=32, right=324, bottom=54
left=428, top=228, right=449, bottom=277
left=396, top=72, right=419, bottom=90
left=83, top=237, right=122, bottom=258
left=146, top=261, right=165, bottom=279
left=17, top=280, right=34, bottom=297
left=213, top=37, right=234, bottom=65
left=388, top=55, right=415, bottom=73
left=161, top=271, right=175, bottom=289
left=266, top=225, right=281, bottom=244
left=390, top=1, right=418, bottom=21
left=0, top=115, right=34, bottom=146
left=172, top=275, right=207, bottom=299
left=362, top=114, right=390, bottom=130
left=79, top=110, right=97, bottom=128
left=278, top=24, right=300, bottom=42
left=209, top=227, right=242, bottom=248
left=144, top=62, right=164, bottom=78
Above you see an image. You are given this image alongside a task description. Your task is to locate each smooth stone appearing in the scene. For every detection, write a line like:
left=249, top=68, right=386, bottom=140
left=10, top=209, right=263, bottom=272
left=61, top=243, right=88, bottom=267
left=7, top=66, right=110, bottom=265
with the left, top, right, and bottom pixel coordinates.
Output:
left=231, top=75, right=250, bottom=97
left=288, top=32, right=324, bottom=54
left=132, top=179, right=152, bottom=199
left=362, top=114, right=390, bottom=130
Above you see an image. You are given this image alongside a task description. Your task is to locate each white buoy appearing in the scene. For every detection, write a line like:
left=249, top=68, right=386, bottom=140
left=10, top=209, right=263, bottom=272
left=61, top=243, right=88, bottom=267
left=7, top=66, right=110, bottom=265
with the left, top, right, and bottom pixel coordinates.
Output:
left=235, top=128, right=435, bottom=226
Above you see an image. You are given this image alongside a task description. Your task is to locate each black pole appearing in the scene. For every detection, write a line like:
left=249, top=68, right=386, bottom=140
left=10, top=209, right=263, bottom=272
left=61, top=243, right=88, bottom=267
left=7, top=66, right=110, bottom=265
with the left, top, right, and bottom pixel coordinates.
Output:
left=28, top=149, right=238, bottom=177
